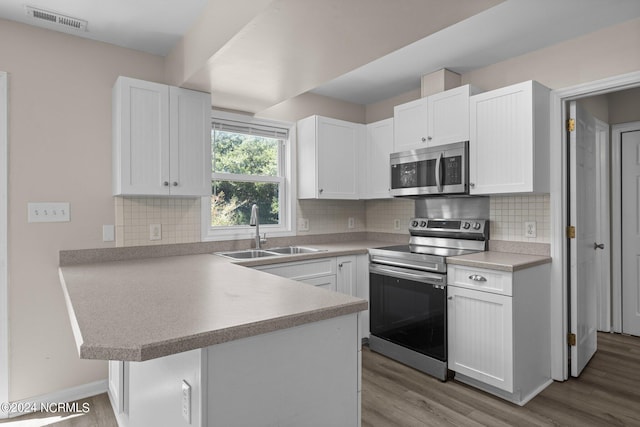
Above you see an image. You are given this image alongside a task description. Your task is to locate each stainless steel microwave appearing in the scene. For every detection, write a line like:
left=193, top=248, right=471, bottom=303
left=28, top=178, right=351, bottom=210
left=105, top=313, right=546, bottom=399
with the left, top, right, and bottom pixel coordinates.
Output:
left=390, top=141, right=468, bottom=197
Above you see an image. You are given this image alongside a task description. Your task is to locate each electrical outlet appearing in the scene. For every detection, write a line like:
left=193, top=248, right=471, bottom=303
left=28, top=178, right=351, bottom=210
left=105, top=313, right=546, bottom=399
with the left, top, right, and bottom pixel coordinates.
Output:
left=393, top=219, right=400, bottom=230
left=103, top=225, right=115, bottom=242
left=149, top=224, right=162, bottom=241
left=181, top=380, right=191, bottom=424
left=525, top=221, right=537, bottom=238
left=348, top=217, right=355, bottom=229
left=27, top=202, right=70, bottom=223
left=297, top=217, right=309, bottom=231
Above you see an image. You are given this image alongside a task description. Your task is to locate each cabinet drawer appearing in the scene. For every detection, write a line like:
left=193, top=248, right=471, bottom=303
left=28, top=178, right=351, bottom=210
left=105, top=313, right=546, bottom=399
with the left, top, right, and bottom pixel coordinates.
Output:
left=447, top=265, right=512, bottom=296
left=255, top=258, right=337, bottom=280
left=299, top=275, right=337, bottom=292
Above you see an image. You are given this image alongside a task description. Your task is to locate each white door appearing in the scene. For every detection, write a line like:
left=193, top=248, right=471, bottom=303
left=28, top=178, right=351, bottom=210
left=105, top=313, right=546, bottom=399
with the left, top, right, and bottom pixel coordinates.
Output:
left=622, top=130, right=640, bottom=336
left=569, top=101, right=598, bottom=377
left=0, top=71, right=8, bottom=418
left=595, top=119, right=611, bottom=332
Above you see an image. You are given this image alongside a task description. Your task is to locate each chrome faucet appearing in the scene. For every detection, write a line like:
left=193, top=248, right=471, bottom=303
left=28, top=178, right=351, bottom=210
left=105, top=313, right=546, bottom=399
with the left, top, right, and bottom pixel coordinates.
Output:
left=249, top=204, right=267, bottom=249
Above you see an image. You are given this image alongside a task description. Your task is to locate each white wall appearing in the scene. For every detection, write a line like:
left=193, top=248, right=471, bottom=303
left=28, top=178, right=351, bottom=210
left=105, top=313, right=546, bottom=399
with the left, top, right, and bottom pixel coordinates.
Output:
left=0, top=18, right=165, bottom=401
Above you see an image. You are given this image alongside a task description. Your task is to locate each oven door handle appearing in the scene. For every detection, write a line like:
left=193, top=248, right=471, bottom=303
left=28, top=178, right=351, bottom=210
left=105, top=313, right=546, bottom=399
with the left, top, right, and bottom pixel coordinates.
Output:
left=369, top=256, right=441, bottom=272
left=369, top=263, right=445, bottom=285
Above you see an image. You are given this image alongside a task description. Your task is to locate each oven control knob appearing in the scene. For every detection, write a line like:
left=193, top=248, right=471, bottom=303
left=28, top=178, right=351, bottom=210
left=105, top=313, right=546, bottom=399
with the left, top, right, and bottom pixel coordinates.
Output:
left=473, top=222, right=482, bottom=230
left=462, top=222, right=471, bottom=229
left=411, top=220, right=419, bottom=227
left=419, top=221, right=427, bottom=227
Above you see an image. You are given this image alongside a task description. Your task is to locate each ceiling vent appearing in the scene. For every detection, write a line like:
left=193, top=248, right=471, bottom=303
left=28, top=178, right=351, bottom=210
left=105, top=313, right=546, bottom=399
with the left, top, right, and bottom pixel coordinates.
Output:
left=25, top=6, right=87, bottom=31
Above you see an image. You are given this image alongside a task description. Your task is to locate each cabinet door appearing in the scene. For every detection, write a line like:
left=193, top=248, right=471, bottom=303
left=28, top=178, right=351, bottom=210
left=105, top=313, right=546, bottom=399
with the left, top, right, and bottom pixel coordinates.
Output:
left=469, top=81, right=548, bottom=195
left=448, top=286, right=513, bottom=392
left=363, top=118, right=393, bottom=199
left=169, top=87, right=211, bottom=196
left=393, top=98, right=428, bottom=152
left=428, top=85, right=471, bottom=147
left=113, top=77, right=170, bottom=196
left=317, top=117, right=361, bottom=199
left=108, top=360, right=124, bottom=414
left=336, top=255, right=357, bottom=296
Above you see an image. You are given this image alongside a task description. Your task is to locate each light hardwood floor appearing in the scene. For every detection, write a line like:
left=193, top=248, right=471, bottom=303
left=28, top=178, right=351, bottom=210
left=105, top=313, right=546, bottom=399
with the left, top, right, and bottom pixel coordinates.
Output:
left=362, top=332, right=640, bottom=427
left=2, top=332, right=639, bottom=426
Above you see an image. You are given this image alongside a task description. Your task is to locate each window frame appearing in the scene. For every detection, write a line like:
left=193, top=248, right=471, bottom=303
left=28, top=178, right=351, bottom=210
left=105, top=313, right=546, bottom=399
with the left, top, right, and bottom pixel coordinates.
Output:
left=201, top=110, right=296, bottom=241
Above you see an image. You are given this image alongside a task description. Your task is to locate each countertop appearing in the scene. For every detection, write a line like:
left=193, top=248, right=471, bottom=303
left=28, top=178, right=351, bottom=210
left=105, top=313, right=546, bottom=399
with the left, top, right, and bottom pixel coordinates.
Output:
left=447, top=251, right=552, bottom=272
left=59, top=241, right=391, bottom=362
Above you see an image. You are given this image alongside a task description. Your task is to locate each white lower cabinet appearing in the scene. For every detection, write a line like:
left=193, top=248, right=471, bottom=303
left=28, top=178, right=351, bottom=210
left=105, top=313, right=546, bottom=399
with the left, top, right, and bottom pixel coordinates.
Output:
left=255, top=254, right=370, bottom=343
left=110, top=315, right=359, bottom=427
left=447, top=263, right=551, bottom=405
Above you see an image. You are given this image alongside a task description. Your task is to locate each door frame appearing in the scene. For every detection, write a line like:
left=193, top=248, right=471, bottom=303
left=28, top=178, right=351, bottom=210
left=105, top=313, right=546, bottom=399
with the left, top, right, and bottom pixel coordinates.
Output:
left=0, top=70, right=8, bottom=416
left=611, top=120, right=640, bottom=333
left=550, top=70, right=640, bottom=381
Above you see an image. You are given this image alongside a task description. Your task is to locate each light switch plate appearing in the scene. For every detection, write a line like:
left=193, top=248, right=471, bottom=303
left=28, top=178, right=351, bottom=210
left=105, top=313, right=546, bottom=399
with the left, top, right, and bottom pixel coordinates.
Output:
left=347, top=217, right=355, bottom=229
left=27, top=202, right=70, bottom=223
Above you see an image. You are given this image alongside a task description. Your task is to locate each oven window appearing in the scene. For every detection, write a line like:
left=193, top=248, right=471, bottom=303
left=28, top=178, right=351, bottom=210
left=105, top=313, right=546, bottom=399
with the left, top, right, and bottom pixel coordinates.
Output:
left=369, top=272, right=446, bottom=361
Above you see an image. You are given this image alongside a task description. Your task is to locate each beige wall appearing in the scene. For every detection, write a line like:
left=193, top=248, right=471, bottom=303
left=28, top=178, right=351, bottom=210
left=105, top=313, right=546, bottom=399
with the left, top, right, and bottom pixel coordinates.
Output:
left=461, top=17, right=640, bottom=91
left=257, top=92, right=365, bottom=123
left=0, top=18, right=165, bottom=401
left=578, top=95, right=609, bottom=123
left=608, top=87, right=640, bottom=124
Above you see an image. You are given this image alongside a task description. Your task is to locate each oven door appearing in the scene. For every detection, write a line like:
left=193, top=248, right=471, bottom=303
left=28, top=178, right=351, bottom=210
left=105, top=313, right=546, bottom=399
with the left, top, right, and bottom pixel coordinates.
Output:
left=369, top=263, right=447, bottom=361
left=389, top=141, right=467, bottom=196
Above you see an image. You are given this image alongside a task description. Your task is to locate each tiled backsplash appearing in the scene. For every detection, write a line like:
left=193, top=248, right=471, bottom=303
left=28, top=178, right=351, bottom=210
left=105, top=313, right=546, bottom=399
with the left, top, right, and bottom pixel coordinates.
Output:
left=115, top=194, right=550, bottom=246
left=297, top=199, right=366, bottom=235
left=365, top=199, right=414, bottom=234
left=115, top=197, right=201, bottom=247
left=489, top=195, right=550, bottom=243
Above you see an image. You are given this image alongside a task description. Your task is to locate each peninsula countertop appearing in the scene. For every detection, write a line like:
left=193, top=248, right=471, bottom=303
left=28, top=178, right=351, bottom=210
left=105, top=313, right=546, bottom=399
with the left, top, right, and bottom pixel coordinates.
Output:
left=447, top=251, right=552, bottom=272
left=59, top=252, right=371, bottom=362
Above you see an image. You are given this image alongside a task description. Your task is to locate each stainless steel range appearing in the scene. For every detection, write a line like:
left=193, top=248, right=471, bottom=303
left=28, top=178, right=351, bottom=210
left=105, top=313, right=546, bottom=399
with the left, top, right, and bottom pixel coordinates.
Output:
left=368, top=218, right=489, bottom=381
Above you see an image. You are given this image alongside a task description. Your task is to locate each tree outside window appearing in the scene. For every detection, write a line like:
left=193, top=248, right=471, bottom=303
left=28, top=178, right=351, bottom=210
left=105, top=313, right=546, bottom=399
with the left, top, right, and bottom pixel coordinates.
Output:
left=211, top=129, right=284, bottom=227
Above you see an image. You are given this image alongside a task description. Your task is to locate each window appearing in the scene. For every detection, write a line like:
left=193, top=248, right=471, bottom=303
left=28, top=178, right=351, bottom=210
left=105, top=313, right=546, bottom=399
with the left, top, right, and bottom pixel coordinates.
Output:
left=202, top=111, right=295, bottom=241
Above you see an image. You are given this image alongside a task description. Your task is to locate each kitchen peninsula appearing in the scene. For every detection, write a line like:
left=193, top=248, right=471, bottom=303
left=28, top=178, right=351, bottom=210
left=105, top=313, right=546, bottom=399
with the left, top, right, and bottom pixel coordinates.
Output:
left=59, top=251, right=368, bottom=427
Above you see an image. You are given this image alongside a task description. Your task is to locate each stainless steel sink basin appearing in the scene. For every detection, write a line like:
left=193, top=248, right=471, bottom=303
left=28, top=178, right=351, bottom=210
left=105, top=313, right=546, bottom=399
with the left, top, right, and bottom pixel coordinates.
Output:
left=216, top=249, right=282, bottom=259
left=267, top=246, right=327, bottom=255
left=215, top=246, right=326, bottom=259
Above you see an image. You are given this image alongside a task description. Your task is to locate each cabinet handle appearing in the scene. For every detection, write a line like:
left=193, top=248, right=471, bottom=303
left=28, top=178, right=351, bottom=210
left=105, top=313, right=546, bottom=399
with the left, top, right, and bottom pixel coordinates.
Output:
left=469, top=182, right=475, bottom=188
left=172, top=182, right=178, bottom=187
left=319, top=188, right=324, bottom=194
left=421, top=137, right=426, bottom=142
left=448, top=296, right=453, bottom=300
left=163, top=181, right=169, bottom=187
left=468, top=274, right=487, bottom=282
left=338, top=263, right=343, bottom=268
left=427, top=136, right=432, bottom=141
left=594, top=242, right=605, bottom=250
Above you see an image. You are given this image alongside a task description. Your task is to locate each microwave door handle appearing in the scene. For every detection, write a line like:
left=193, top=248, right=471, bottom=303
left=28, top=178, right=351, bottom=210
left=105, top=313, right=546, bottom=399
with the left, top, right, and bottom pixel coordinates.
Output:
left=435, top=152, right=443, bottom=192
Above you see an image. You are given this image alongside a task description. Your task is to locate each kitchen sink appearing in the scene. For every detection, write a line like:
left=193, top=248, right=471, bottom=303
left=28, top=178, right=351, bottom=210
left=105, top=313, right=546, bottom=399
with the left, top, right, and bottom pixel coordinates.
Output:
left=216, top=249, right=283, bottom=259
left=215, top=246, right=326, bottom=259
left=267, top=246, right=327, bottom=255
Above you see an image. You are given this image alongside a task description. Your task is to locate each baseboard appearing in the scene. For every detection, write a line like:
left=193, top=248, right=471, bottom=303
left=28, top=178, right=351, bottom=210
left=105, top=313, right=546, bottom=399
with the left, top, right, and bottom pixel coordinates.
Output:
left=6, top=379, right=108, bottom=418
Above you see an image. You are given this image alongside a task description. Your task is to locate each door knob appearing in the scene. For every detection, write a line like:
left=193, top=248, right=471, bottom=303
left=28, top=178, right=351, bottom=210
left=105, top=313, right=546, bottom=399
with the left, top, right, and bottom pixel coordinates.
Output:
left=594, top=242, right=605, bottom=250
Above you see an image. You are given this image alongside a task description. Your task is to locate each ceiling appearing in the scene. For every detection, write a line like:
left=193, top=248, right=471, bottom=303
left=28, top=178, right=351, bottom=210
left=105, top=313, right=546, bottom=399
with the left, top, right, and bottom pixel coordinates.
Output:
left=1, top=0, right=640, bottom=110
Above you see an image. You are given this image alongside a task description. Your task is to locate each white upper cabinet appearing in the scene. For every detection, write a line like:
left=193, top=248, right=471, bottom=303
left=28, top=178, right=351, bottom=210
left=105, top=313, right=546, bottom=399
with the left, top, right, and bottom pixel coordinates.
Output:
left=469, top=80, right=550, bottom=195
left=297, top=115, right=364, bottom=200
left=113, top=76, right=211, bottom=197
left=394, top=85, right=479, bottom=152
left=393, top=97, right=428, bottom=152
left=361, top=118, right=393, bottom=199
